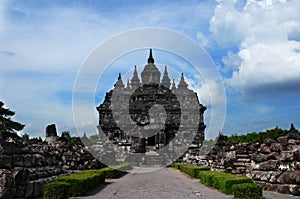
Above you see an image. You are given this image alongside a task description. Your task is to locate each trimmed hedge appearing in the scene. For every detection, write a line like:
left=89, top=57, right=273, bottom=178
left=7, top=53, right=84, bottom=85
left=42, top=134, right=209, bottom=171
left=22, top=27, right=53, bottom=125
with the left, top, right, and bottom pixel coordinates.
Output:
left=54, top=170, right=105, bottom=196
left=232, top=183, right=262, bottom=199
left=199, top=171, right=253, bottom=194
left=44, top=181, right=70, bottom=199
left=44, top=163, right=132, bottom=198
left=180, top=164, right=210, bottom=178
left=171, top=162, right=182, bottom=170
left=102, top=162, right=132, bottom=178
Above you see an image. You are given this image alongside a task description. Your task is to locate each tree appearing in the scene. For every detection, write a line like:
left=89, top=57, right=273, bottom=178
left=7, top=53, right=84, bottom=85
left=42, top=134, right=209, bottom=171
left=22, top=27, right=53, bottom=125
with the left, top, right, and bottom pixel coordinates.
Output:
left=21, top=133, right=30, bottom=142
left=0, top=101, right=25, bottom=136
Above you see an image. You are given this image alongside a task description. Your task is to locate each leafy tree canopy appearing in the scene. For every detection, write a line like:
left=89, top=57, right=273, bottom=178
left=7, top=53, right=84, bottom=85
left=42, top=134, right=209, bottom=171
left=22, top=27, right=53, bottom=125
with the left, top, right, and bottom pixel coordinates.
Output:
left=0, top=101, right=25, bottom=135
left=225, top=126, right=288, bottom=143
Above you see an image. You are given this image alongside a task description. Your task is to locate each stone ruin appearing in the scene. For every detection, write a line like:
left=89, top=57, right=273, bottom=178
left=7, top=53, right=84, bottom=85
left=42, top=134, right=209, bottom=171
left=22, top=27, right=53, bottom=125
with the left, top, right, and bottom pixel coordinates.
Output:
left=200, top=124, right=300, bottom=196
left=96, top=49, right=206, bottom=164
left=45, top=124, right=58, bottom=144
left=0, top=124, right=103, bottom=199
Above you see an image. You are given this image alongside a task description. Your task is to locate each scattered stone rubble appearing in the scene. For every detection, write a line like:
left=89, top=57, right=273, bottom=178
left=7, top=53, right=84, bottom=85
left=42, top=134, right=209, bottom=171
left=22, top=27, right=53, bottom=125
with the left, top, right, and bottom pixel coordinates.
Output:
left=197, top=124, right=300, bottom=196
left=0, top=124, right=103, bottom=199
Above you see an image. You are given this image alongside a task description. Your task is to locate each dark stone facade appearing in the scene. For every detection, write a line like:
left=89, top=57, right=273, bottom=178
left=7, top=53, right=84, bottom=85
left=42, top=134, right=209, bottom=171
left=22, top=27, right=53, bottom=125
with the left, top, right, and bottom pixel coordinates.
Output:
left=97, top=49, right=206, bottom=153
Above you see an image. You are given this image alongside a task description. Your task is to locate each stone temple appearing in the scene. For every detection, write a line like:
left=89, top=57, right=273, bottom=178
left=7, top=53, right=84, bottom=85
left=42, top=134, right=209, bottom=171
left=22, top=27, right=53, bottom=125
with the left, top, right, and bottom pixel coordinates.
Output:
left=97, top=49, right=206, bottom=154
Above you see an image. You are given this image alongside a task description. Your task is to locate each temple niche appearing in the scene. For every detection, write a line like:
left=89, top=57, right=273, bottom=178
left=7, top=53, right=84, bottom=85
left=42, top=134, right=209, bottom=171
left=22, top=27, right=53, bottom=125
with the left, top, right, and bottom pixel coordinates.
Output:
left=96, top=49, right=206, bottom=154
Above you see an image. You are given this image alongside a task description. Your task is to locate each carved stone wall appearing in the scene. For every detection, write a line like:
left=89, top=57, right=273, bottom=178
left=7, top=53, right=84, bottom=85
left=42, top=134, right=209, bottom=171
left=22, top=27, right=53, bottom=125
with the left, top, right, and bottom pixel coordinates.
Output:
left=205, top=127, right=300, bottom=195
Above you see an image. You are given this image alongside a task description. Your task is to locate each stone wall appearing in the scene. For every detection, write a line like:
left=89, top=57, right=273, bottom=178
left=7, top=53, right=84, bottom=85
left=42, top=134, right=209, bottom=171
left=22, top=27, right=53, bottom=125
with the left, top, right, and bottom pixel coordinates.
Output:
left=0, top=135, right=103, bottom=199
left=204, top=126, right=300, bottom=195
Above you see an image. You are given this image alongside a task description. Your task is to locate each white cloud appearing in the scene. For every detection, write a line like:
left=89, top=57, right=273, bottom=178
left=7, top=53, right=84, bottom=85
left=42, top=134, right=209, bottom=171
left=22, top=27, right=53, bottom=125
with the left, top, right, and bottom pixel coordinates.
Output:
left=197, top=31, right=210, bottom=47
left=221, top=50, right=241, bottom=72
left=211, top=0, right=300, bottom=95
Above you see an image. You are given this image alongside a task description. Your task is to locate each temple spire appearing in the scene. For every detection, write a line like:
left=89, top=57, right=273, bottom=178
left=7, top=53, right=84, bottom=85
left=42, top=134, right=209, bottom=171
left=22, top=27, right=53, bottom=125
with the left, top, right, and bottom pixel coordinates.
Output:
left=171, top=79, right=176, bottom=90
left=147, top=48, right=154, bottom=64
left=178, top=73, right=188, bottom=89
left=126, top=78, right=130, bottom=89
left=161, top=66, right=171, bottom=89
left=131, top=65, right=141, bottom=89
left=114, top=73, right=124, bottom=88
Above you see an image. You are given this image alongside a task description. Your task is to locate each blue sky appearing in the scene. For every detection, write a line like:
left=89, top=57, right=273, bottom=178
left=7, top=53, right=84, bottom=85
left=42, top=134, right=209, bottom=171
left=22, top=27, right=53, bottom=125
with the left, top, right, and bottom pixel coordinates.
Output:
left=0, top=0, right=299, bottom=139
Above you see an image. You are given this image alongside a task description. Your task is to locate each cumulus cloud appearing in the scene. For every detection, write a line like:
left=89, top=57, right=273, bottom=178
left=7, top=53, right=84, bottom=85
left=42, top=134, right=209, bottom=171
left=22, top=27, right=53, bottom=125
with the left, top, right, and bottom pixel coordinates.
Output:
left=211, top=0, right=300, bottom=96
left=197, top=31, right=210, bottom=47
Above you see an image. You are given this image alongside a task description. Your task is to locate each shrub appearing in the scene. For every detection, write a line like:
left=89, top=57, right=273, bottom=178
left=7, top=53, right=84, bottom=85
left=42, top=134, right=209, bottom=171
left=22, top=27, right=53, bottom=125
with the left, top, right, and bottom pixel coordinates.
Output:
left=44, top=163, right=132, bottom=197
left=199, top=171, right=224, bottom=187
left=44, top=181, right=70, bottom=199
left=180, top=164, right=210, bottom=178
left=216, top=176, right=253, bottom=194
left=232, top=183, right=262, bottom=199
left=199, top=171, right=254, bottom=194
left=55, top=170, right=105, bottom=196
left=171, top=162, right=182, bottom=170
left=103, top=162, right=132, bottom=178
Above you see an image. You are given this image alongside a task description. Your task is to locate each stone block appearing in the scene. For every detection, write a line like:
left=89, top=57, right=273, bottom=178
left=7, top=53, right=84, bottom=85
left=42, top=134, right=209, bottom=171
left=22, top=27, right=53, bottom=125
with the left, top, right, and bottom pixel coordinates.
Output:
left=257, top=160, right=278, bottom=171
left=236, top=154, right=250, bottom=158
left=277, top=171, right=300, bottom=184
left=225, top=151, right=236, bottom=159
left=256, top=181, right=290, bottom=194
left=252, top=153, right=268, bottom=162
left=0, top=141, right=24, bottom=155
left=13, top=167, right=29, bottom=184
left=233, top=162, right=245, bottom=166
left=33, top=180, right=43, bottom=197
left=294, top=148, right=300, bottom=161
left=288, top=139, right=299, bottom=144
left=294, top=162, right=300, bottom=170
left=15, top=184, right=26, bottom=197
left=0, top=155, right=13, bottom=169
left=264, top=138, right=274, bottom=146
left=46, top=124, right=57, bottom=137
left=237, top=158, right=251, bottom=162
left=260, top=144, right=271, bottom=154
left=277, top=136, right=288, bottom=144
left=289, top=185, right=300, bottom=196
left=270, top=143, right=282, bottom=152
left=24, top=181, right=34, bottom=198
left=13, top=154, right=35, bottom=167
left=250, top=170, right=281, bottom=183
left=281, top=151, right=295, bottom=161
left=0, top=169, right=14, bottom=199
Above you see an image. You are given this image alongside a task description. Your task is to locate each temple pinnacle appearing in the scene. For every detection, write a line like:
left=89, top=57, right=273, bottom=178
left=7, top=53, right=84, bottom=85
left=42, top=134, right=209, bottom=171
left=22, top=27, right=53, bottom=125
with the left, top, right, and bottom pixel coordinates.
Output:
left=147, top=48, right=154, bottom=64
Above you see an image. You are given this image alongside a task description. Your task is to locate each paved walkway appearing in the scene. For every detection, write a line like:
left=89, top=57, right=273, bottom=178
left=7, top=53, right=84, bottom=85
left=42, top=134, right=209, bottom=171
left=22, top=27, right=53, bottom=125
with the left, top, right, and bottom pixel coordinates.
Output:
left=74, top=167, right=300, bottom=199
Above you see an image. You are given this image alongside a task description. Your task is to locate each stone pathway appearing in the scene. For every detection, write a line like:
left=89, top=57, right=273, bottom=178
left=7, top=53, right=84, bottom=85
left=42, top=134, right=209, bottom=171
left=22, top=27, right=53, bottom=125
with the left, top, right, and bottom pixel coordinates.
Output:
left=73, top=167, right=300, bottom=199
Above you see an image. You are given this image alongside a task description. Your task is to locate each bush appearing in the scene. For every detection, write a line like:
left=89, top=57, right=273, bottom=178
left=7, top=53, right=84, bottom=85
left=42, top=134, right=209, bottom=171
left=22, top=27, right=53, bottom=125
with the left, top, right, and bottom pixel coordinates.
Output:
left=102, top=162, right=132, bottom=178
left=232, top=183, right=262, bottom=199
left=44, top=181, right=70, bottom=199
left=199, top=171, right=254, bottom=194
left=199, top=171, right=224, bottom=187
left=44, top=163, right=132, bottom=197
left=180, top=164, right=210, bottom=178
left=216, top=176, right=253, bottom=194
left=55, top=170, right=105, bottom=196
left=171, top=162, right=182, bottom=170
